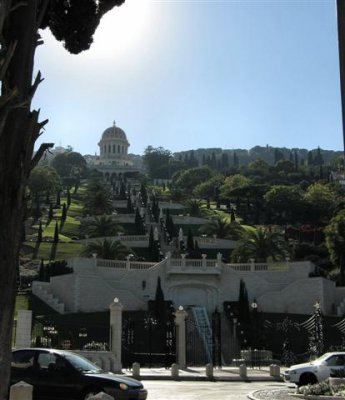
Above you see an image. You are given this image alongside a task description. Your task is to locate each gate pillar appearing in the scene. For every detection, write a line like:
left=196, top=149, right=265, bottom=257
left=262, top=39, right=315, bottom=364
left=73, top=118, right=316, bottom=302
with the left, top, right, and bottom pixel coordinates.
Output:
left=15, top=310, right=32, bottom=349
left=174, top=306, right=188, bottom=369
left=109, top=298, right=123, bottom=373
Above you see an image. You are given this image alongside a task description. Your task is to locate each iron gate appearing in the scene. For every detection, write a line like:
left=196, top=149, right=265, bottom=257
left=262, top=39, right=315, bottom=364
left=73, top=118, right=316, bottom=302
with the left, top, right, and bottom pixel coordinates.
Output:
left=122, top=315, right=176, bottom=368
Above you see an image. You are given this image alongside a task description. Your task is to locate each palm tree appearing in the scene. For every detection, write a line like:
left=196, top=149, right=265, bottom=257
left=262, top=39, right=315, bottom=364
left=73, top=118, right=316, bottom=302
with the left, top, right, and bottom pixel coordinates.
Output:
left=199, top=215, right=243, bottom=239
left=80, top=215, right=123, bottom=238
left=83, top=180, right=114, bottom=215
left=184, top=199, right=207, bottom=217
left=82, top=239, right=133, bottom=260
left=231, top=228, right=289, bottom=263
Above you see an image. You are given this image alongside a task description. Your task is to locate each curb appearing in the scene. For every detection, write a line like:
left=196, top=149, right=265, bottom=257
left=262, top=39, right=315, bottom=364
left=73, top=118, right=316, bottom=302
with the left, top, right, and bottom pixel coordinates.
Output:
left=122, top=374, right=284, bottom=382
left=248, top=390, right=262, bottom=400
left=247, top=388, right=295, bottom=400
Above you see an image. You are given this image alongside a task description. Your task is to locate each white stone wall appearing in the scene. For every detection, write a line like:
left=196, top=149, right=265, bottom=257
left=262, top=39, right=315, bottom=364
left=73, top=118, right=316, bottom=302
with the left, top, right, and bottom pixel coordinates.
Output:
left=32, top=257, right=340, bottom=316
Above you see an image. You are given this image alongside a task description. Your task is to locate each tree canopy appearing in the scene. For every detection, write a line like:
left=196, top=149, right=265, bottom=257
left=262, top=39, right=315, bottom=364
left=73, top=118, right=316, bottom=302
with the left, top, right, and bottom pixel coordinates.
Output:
left=143, top=146, right=173, bottom=179
left=325, top=210, right=345, bottom=285
left=172, top=166, right=214, bottom=194
left=28, top=166, right=62, bottom=195
left=50, top=151, right=87, bottom=178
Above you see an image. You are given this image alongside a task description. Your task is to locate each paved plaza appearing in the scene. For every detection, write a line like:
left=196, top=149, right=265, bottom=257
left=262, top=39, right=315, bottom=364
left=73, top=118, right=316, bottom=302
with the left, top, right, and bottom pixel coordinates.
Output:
left=143, top=380, right=294, bottom=400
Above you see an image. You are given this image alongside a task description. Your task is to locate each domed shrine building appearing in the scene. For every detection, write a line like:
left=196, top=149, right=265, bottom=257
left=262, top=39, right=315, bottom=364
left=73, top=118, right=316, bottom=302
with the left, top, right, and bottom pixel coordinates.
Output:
left=93, top=122, right=142, bottom=181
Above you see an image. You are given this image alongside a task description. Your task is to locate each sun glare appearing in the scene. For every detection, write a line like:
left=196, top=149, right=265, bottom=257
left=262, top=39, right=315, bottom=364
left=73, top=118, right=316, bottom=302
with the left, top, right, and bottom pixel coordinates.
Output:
left=90, top=0, right=153, bottom=61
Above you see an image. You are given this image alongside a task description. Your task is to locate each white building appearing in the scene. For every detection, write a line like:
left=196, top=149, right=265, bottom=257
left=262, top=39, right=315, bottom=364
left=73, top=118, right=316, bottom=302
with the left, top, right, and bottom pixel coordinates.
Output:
left=90, top=122, right=142, bottom=181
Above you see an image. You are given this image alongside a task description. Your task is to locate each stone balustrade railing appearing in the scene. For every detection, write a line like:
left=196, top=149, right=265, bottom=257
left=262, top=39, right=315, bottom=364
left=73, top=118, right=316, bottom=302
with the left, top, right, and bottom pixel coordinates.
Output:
left=95, top=257, right=291, bottom=272
left=96, top=259, right=156, bottom=270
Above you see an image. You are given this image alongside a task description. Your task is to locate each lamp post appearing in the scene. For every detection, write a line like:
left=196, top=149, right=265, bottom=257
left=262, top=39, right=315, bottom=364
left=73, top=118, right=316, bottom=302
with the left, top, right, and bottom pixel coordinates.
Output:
left=251, top=301, right=258, bottom=350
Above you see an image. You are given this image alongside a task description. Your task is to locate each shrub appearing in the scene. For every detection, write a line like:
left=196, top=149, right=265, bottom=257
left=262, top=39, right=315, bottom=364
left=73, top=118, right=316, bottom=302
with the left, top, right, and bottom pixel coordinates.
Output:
left=297, top=379, right=332, bottom=396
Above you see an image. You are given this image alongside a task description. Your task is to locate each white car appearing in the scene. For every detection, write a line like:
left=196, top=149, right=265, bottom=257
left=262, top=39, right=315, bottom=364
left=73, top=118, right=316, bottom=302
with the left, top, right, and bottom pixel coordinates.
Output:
left=284, top=352, right=345, bottom=386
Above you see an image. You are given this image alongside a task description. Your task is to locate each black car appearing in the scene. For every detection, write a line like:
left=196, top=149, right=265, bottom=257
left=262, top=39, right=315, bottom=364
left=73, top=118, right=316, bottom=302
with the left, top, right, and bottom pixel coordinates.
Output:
left=11, top=348, right=147, bottom=400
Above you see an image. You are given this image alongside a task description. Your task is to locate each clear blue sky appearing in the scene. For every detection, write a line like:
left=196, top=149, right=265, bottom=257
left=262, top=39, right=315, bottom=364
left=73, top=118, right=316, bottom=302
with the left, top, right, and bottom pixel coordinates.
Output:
left=34, top=0, right=343, bottom=156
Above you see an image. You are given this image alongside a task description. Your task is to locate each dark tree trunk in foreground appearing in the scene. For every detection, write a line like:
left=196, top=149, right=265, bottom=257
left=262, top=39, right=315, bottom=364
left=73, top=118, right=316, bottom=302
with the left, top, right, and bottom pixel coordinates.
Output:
left=0, top=0, right=124, bottom=396
left=0, top=2, right=51, bottom=397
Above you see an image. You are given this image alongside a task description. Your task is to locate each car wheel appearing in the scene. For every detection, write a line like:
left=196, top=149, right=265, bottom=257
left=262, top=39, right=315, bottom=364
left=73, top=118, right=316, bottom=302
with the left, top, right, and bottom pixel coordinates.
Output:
left=299, top=373, right=318, bottom=386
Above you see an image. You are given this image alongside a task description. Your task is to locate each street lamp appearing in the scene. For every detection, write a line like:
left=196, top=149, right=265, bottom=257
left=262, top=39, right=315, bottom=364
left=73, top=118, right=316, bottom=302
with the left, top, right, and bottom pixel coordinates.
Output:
left=251, top=301, right=258, bottom=351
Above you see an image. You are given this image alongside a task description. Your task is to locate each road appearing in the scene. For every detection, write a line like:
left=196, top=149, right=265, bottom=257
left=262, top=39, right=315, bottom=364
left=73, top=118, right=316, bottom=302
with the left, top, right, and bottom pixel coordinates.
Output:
left=144, top=380, right=294, bottom=400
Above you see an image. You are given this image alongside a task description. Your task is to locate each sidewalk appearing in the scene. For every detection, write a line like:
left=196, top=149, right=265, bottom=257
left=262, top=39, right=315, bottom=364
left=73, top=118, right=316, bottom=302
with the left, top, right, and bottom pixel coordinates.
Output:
left=122, top=366, right=287, bottom=381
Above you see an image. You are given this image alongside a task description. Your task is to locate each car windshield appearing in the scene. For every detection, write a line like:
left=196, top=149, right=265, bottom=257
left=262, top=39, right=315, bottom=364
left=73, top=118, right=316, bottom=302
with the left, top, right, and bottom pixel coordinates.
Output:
left=64, top=353, right=103, bottom=373
left=313, top=353, right=334, bottom=363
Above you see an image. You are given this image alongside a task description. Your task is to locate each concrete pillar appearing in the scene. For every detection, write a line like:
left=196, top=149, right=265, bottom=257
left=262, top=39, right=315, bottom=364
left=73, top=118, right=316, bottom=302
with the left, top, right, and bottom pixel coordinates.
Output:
left=109, top=298, right=123, bottom=373
left=202, top=254, right=207, bottom=268
left=10, top=381, right=33, bottom=400
left=92, top=253, right=97, bottom=267
left=239, top=364, right=247, bottom=378
left=270, top=364, right=280, bottom=377
left=132, top=362, right=140, bottom=379
left=216, top=252, right=222, bottom=267
left=126, top=255, right=131, bottom=270
left=174, top=307, right=188, bottom=369
left=171, top=363, right=179, bottom=379
left=206, top=363, right=214, bottom=379
left=15, top=310, right=32, bottom=349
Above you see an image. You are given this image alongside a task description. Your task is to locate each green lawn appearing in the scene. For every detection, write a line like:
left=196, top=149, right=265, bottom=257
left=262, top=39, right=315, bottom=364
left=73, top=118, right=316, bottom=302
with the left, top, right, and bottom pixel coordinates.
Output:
left=15, top=293, right=29, bottom=317
left=25, top=241, right=84, bottom=261
left=68, top=202, right=84, bottom=217
left=61, top=216, right=81, bottom=237
left=43, top=221, right=71, bottom=242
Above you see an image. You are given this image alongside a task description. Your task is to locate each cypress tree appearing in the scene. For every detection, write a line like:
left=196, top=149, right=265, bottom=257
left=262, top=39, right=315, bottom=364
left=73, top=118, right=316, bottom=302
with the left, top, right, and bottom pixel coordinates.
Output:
left=53, top=222, right=59, bottom=243
left=56, top=191, right=61, bottom=207
left=48, top=203, right=53, bottom=222
left=187, top=228, right=194, bottom=252
left=230, top=208, right=236, bottom=223
left=127, top=197, right=133, bottom=213
left=154, top=276, right=166, bottom=323
left=135, top=207, right=142, bottom=228
left=61, top=203, right=67, bottom=222
left=67, top=189, right=71, bottom=207
left=37, top=220, right=42, bottom=243
left=148, top=226, right=154, bottom=255
left=38, top=259, right=45, bottom=281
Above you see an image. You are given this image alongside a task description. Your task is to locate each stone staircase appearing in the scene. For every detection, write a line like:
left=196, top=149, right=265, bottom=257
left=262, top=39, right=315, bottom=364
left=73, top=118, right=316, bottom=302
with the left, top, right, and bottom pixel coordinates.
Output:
left=32, top=281, right=65, bottom=314
left=101, top=285, right=146, bottom=310
left=191, top=306, right=212, bottom=363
